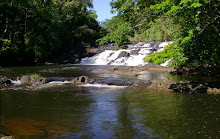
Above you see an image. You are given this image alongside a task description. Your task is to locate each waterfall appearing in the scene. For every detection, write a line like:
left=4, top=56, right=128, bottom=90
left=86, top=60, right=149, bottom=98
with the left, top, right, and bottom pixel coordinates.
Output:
left=80, top=41, right=172, bottom=66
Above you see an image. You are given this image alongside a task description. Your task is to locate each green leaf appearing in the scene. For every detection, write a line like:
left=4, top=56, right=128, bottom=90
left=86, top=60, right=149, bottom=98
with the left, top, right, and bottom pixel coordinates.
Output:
left=191, top=3, right=202, bottom=8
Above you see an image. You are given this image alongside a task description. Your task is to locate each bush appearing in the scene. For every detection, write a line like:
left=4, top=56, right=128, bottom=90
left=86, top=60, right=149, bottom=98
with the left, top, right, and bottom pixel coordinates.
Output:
left=144, top=42, right=188, bottom=68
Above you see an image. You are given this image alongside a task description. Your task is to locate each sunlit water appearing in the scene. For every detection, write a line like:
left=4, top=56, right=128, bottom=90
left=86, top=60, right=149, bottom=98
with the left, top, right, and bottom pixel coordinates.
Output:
left=0, top=65, right=220, bottom=138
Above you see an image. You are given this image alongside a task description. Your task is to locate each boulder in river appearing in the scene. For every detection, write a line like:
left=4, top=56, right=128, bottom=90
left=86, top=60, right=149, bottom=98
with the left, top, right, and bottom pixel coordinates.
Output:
left=20, top=75, right=46, bottom=85
left=20, top=75, right=31, bottom=83
left=72, top=76, right=89, bottom=84
left=130, top=50, right=140, bottom=55
left=117, top=51, right=130, bottom=59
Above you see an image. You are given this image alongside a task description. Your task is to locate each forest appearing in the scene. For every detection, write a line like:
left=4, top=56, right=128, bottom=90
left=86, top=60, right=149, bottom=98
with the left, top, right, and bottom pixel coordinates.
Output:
left=0, top=0, right=219, bottom=68
left=0, top=0, right=102, bottom=66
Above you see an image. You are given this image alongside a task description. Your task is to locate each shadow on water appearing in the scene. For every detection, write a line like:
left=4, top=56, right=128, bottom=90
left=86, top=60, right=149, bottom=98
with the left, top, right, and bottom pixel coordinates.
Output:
left=0, top=85, right=95, bottom=138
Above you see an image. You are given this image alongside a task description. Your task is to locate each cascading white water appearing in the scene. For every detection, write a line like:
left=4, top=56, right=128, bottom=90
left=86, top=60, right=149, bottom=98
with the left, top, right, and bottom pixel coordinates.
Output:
left=80, top=41, right=172, bottom=66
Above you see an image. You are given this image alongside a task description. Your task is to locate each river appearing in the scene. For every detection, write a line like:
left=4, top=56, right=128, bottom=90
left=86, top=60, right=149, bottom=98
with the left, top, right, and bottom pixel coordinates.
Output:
left=0, top=65, right=220, bottom=138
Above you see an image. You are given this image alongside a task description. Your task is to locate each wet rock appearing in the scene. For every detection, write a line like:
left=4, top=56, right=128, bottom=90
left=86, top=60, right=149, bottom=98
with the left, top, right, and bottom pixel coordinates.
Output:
left=88, top=78, right=151, bottom=87
left=130, top=50, right=140, bottom=55
left=0, top=76, right=12, bottom=84
left=72, top=76, right=89, bottom=84
left=117, top=51, right=130, bottom=59
left=169, top=81, right=208, bottom=94
left=30, top=77, right=46, bottom=86
left=123, top=79, right=135, bottom=86
left=20, top=75, right=46, bottom=85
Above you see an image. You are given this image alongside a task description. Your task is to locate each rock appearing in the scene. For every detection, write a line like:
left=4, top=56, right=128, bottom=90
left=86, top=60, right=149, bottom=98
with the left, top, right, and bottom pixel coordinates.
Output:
left=30, top=77, right=46, bottom=86
left=72, top=76, right=89, bottom=84
left=87, top=78, right=150, bottom=87
left=123, top=79, right=135, bottom=86
left=147, top=79, right=175, bottom=92
left=20, top=75, right=31, bottom=83
left=4, top=79, right=12, bottom=84
left=20, top=75, right=46, bottom=85
left=117, top=51, right=130, bottom=59
left=0, top=76, right=12, bottom=84
left=169, top=81, right=208, bottom=93
left=130, top=50, right=140, bottom=55
left=207, top=88, right=220, bottom=94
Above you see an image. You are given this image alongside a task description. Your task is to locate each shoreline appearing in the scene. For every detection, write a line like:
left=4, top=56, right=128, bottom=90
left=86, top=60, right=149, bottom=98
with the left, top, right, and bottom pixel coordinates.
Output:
left=1, top=64, right=220, bottom=94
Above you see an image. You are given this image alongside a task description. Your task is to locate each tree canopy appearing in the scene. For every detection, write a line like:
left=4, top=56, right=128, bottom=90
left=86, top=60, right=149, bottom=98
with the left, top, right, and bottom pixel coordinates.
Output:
left=0, top=0, right=102, bottom=66
left=99, top=0, right=220, bottom=67
left=1, top=0, right=219, bottom=67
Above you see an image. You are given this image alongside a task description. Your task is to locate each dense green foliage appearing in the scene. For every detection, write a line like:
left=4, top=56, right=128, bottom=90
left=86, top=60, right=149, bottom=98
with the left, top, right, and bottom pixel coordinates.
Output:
left=144, top=43, right=188, bottom=67
left=0, top=0, right=101, bottom=66
left=97, top=0, right=179, bottom=48
left=130, top=16, right=181, bottom=42
left=99, top=0, right=220, bottom=67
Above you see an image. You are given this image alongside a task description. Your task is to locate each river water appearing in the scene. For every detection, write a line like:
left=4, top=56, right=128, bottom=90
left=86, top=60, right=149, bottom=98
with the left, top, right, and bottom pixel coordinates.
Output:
left=0, top=65, right=220, bottom=138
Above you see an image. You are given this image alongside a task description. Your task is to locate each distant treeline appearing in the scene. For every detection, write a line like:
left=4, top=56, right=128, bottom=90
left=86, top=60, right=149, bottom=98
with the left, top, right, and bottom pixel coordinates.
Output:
left=98, top=0, right=220, bottom=67
left=0, top=0, right=104, bottom=66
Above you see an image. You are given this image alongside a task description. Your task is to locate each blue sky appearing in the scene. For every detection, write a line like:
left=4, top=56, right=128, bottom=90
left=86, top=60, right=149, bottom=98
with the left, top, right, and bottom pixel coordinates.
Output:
left=93, top=0, right=117, bottom=22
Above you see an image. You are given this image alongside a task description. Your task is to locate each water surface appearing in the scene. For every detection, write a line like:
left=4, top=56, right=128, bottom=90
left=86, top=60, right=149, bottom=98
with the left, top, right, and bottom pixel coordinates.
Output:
left=0, top=65, right=220, bottom=138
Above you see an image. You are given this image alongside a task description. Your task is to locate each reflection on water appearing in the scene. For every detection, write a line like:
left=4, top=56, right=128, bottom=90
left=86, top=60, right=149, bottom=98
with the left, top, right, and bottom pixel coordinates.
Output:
left=137, top=71, right=167, bottom=80
left=1, top=85, right=220, bottom=138
left=125, top=90, right=220, bottom=138
left=0, top=65, right=98, bottom=78
left=1, top=65, right=220, bottom=138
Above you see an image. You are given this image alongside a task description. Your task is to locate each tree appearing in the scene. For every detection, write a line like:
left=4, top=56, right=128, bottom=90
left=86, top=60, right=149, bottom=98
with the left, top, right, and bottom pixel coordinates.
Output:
left=0, top=0, right=101, bottom=66
left=151, top=0, right=220, bottom=66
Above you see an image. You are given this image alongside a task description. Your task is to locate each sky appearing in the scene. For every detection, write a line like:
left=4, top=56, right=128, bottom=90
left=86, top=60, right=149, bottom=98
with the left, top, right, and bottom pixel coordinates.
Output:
left=93, top=0, right=117, bottom=22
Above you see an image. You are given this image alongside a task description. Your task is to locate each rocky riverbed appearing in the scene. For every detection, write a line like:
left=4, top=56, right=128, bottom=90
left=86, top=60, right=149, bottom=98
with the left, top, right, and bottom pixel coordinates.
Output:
left=1, top=65, right=220, bottom=94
